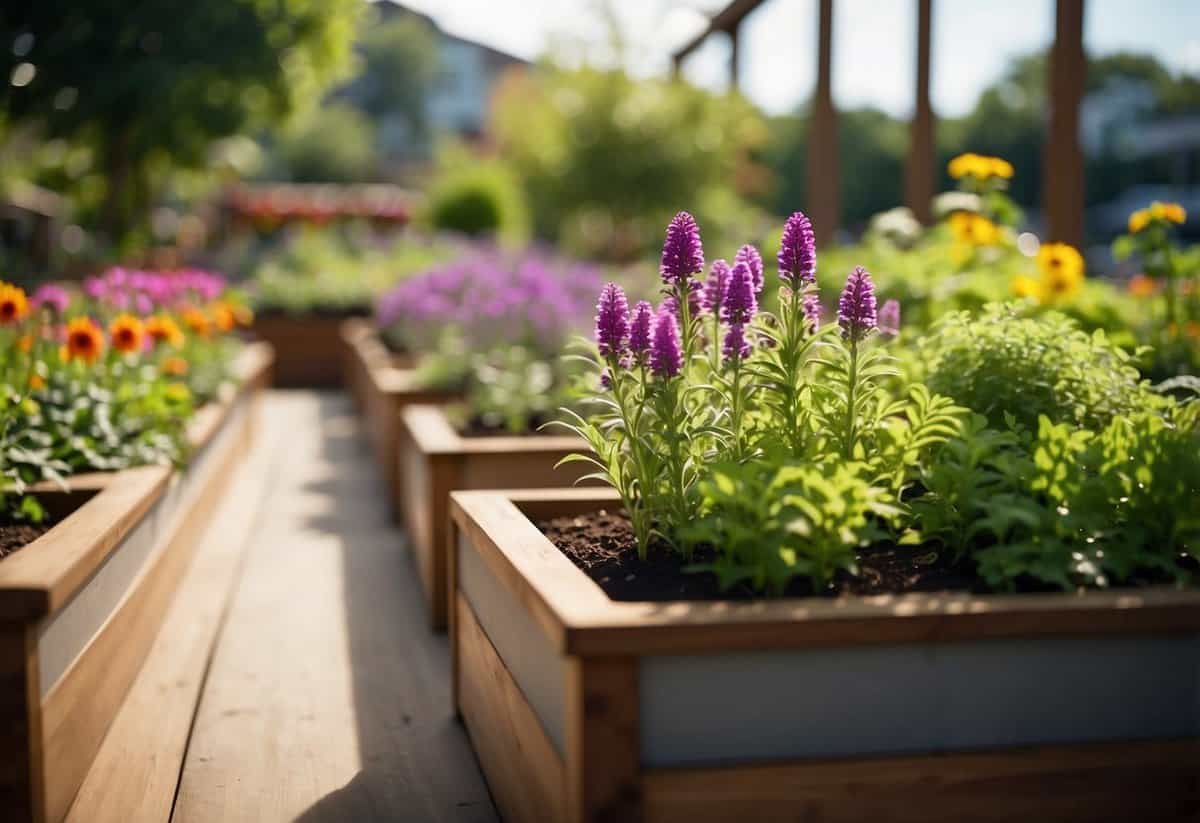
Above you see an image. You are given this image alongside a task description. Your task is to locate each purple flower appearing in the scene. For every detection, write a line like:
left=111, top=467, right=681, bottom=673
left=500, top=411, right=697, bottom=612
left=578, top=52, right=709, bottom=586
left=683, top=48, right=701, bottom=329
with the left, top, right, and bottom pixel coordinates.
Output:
left=660, top=211, right=704, bottom=285
left=722, top=262, right=757, bottom=326
left=803, top=291, right=823, bottom=334
left=878, top=299, right=900, bottom=338
left=600, top=367, right=613, bottom=390
left=723, top=322, right=750, bottom=363
left=662, top=280, right=702, bottom=324
left=779, top=211, right=817, bottom=288
left=629, top=300, right=655, bottom=364
left=650, top=305, right=683, bottom=378
left=595, top=282, right=630, bottom=357
left=31, top=283, right=70, bottom=314
left=702, top=260, right=731, bottom=315
left=838, top=266, right=878, bottom=342
left=735, top=244, right=763, bottom=293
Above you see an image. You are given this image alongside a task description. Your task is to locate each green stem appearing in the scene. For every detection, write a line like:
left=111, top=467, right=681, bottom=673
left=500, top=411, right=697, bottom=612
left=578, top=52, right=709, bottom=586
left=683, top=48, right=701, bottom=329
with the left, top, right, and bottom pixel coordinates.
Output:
left=844, top=338, right=860, bottom=460
left=730, top=355, right=743, bottom=461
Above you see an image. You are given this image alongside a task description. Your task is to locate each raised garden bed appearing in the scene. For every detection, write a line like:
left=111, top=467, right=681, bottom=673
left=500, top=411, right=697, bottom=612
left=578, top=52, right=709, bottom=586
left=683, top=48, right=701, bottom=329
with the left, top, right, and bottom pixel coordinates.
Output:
left=400, top=404, right=594, bottom=630
left=252, top=310, right=361, bottom=388
left=0, top=343, right=272, bottom=823
left=341, top=319, right=458, bottom=521
left=449, top=488, right=1200, bottom=823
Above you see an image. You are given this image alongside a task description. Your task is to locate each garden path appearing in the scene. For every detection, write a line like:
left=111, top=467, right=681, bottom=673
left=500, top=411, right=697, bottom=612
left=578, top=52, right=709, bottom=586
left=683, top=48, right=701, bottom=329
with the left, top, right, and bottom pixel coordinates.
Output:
left=167, top=391, right=497, bottom=822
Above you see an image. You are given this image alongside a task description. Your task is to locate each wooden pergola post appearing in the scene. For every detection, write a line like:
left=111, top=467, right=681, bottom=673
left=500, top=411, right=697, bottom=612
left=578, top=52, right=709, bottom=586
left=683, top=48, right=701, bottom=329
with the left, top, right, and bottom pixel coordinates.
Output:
left=1045, top=0, right=1086, bottom=246
left=808, top=0, right=839, bottom=244
left=729, top=20, right=741, bottom=90
left=905, top=0, right=935, bottom=224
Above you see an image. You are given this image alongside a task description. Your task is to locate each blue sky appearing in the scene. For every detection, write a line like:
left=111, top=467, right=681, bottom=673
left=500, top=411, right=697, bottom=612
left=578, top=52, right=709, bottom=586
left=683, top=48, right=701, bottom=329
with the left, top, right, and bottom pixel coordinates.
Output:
left=392, top=0, right=1200, bottom=117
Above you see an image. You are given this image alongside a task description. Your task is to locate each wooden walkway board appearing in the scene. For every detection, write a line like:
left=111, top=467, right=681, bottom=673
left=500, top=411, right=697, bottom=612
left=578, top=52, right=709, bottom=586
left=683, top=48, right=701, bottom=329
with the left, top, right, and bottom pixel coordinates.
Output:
left=168, top=393, right=496, bottom=823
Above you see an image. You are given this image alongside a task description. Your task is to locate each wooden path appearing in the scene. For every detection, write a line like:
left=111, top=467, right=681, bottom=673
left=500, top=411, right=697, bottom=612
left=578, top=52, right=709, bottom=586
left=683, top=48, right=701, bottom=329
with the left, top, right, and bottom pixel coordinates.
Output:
left=70, top=392, right=498, bottom=822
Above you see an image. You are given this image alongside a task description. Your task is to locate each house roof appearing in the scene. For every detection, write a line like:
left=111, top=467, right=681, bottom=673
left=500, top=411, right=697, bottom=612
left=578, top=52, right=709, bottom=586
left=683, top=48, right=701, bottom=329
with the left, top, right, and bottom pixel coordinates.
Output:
left=373, top=0, right=529, bottom=66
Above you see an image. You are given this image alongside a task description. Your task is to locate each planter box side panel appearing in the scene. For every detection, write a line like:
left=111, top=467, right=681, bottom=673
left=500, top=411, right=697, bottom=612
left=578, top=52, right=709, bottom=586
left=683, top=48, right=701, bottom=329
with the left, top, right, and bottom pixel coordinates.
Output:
left=252, top=315, right=346, bottom=388
left=458, top=530, right=567, bottom=754
left=637, top=634, right=1200, bottom=767
left=0, top=624, right=42, bottom=822
left=402, top=441, right=456, bottom=629
left=641, top=739, right=1200, bottom=823
left=459, top=449, right=590, bottom=491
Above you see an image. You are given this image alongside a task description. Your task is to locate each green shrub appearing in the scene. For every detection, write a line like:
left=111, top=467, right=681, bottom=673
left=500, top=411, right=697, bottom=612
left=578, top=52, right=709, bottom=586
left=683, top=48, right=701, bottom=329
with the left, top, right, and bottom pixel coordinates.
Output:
left=424, top=145, right=529, bottom=243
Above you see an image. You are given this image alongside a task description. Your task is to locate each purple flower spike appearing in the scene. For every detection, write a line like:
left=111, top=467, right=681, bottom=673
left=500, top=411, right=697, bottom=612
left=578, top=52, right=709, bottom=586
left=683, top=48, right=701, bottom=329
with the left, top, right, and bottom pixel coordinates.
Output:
left=779, top=211, right=817, bottom=288
left=629, top=300, right=655, bottom=363
left=735, top=244, right=764, bottom=293
left=722, top=322, right=751, bottom=363
left=838, top=266, right=878, bottom=342
left=660, top=211, right=704, bottom=285
left=722, top=261, right=757, bottom=326
left=878, top=299, right=900, bottom=338
left=703, top=260, right=731, bottom=315
left=650, top=305, right=683, bottom=378
left=803, top=291, right=822, bottom=334
left=595, top=282, right=630, bottom=357
left=662, top=280, right=702, bottom=324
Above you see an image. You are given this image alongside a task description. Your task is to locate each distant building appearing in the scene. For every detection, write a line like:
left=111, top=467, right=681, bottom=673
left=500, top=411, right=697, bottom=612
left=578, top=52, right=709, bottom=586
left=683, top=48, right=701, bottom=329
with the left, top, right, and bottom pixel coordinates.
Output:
left=359, top=0, right=528, bottom=162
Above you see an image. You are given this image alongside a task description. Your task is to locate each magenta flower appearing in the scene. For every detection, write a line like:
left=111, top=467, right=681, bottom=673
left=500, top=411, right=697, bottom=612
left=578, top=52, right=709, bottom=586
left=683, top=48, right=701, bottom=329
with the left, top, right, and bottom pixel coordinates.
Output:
left=779, top=211, right=817, bottom=288
left=721, top=262, right=757, bottom=326
left=735, top=244, right=764, bottom=293
left=595, top=282, right=630, bottom=357
left=879, top=299, right=900, bottom=338
left=838, top=266, right=878, bottom=342
left=803, top=291, right=822, bottom=334
left=662, top=280, right=702, bottom=324
left=703, top=260, right=731, bottom=315
left=650, top=305, right=683, bottom=378
left=660, top=211, right=704, bottom=285
left=31, top=283, right=70, bottom=314
left=722, top=322, right=751, bottom=363
left=629, top=300, right=655, bottom=364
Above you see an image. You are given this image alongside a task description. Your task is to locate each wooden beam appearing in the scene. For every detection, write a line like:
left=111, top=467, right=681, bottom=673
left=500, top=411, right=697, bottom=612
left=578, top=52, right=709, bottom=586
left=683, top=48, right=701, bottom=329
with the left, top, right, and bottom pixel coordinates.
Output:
left=808, top=0, right=840, bottom=244
left=1044, top=0, right=1086, bottom=246
left=728, top=21, right=741, bottom=91
left=905, top=0, right=935, bottom=224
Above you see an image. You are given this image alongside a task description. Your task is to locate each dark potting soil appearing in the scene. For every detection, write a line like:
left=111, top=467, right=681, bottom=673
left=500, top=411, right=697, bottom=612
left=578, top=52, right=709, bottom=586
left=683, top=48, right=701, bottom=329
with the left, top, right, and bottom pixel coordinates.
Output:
left=0, top=521, right=53, bottom=561
left=457, top=415, right=561, bottom=438
left=541, top=509, right=990, bottom=602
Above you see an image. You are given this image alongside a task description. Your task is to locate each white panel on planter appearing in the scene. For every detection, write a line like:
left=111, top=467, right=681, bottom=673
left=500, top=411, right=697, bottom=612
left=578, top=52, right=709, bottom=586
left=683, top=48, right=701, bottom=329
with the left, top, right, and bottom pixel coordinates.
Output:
left=639, top=633, right=1200, bottom=767
left=458, top=532, right=567, bottom=753
left=37, top=495, right=166, bottom=696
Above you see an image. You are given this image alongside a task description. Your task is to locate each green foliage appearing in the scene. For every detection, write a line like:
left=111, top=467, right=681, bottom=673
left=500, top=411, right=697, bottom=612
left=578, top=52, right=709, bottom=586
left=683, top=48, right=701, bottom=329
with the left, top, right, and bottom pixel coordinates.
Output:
left=356, top=15, right=440, bottom=144
left=682, top=462, right=900, bottom=594
left=490, top=65, right=769, bottom=260
left=425, top=145, right=530, bottom=242
left=917, top=303, right=1148, bottom=431
left=269, top=104, right=377, bottom=183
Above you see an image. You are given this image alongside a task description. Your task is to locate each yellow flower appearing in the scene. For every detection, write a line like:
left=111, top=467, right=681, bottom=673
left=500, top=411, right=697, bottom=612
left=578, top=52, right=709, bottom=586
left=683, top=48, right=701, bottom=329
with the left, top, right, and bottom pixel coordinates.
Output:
left=1036, top=243, right=1085, bottom=302
left=948, top=212, right=1001, bottom=246
left=182, top=306, right=212, bottom=338
left=1012, top=275, right=1041, bottom=299
left=1128, top=274, right=1157, bottom=297
left=109, top=314, right=146, bottom=354
left=162, top=356, right=189, bottom=376
left=145, top=314, right=185, bottom=348
left=29, top=373, right=45, bottom=391
left=165, top=383, right=191, bottom=403
left=948, top=152, right=1013, bottom=181
left=64, top=317, right=105, bottom=364
left=1128, top=208, right=1151, bottom=234
left=0, top=282, right=29, bottom=325
left=1149, top=201, right=1186, bottom=224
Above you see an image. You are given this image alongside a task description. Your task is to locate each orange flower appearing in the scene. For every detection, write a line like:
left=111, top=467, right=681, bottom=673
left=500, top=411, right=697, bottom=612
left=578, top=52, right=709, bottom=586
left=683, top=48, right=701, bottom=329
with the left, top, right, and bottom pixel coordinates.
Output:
left=182, top=306, right=212, bottom=338
left=145, top=314, right=185, bottom=348
left=17, top=334, right=34, bottom=353
left=233, top=303, right=254, bottom=327
left=64, top=317, right=105, bottom=363
left=29, top=373, right=45, bottom=391
left=0, top=282, right=29, bottom=324
left=1128, top=274, right=1157, bottom=297
left=109, top=314, right=145, bottom=354
left=162, top=356, right=189, bottom=376
left=210, top=301, right=236, bottom=333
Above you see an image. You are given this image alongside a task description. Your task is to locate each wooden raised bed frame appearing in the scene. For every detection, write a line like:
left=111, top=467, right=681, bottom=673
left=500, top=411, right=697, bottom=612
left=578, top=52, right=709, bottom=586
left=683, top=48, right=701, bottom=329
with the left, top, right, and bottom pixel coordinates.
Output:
left=449, top=488, right=1200, bottom=823
left=252, top=311, right=355, bottom=387
left=0, top=343, right=272, bottom=823
left=341, top=319, right=458, bottom=521
left=399, top=404, right=593, bottom=630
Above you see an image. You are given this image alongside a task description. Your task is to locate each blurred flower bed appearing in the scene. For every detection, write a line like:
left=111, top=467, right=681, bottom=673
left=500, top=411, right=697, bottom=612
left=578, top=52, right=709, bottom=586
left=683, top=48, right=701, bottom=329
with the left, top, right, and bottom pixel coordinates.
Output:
left=1, top=268, right=251, bottom=523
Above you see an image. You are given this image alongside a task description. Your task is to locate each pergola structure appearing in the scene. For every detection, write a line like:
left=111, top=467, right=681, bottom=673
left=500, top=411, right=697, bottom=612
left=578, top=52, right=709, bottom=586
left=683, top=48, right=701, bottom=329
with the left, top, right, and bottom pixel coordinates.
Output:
left=672, top=0, right=1087, bottom=246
